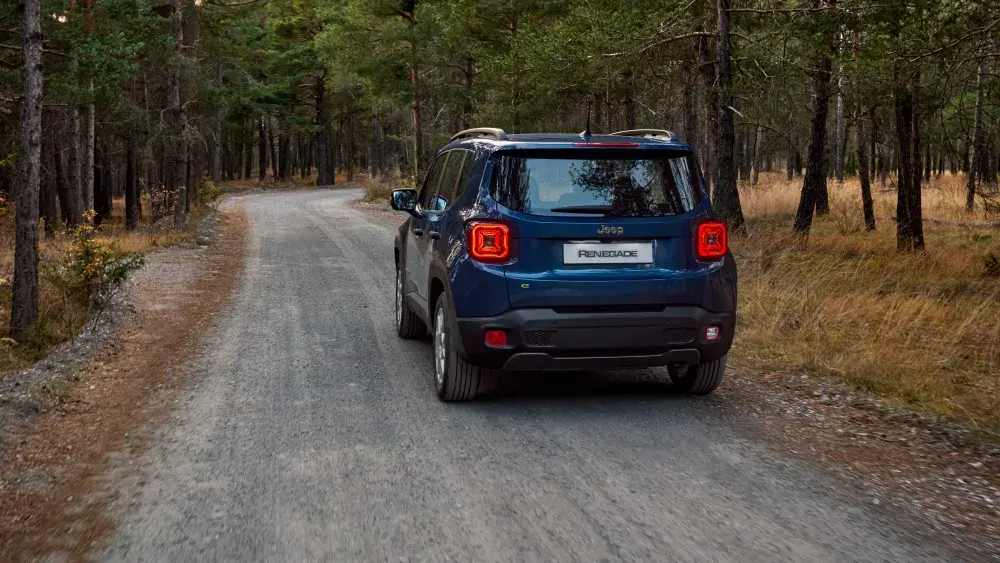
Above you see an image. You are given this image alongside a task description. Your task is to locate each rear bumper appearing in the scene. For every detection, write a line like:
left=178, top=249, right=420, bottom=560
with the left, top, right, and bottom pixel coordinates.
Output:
left=455, top=306, right=734, bottom=371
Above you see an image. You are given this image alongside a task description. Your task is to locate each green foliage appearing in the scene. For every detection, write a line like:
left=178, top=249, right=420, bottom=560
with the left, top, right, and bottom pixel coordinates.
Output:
left=43, top=215, right=145, bottom=309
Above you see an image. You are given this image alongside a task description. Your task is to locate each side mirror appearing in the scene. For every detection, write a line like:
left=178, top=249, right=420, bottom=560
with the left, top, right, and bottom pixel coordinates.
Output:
left=391, top=189, right=419, bottom=215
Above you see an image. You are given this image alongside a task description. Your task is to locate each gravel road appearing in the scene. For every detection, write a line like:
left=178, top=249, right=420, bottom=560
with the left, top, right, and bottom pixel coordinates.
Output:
left=100, top=188, right=962, bottom=562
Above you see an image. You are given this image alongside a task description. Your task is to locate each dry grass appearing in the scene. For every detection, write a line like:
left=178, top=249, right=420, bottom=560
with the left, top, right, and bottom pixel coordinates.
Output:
left=0, top=198, right=204, bottom=376
left=734, top=172, right=1000, bottom=431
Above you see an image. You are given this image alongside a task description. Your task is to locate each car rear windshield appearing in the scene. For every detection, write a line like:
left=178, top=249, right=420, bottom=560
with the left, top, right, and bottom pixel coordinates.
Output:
left=489, top=150, right=702, bottom=217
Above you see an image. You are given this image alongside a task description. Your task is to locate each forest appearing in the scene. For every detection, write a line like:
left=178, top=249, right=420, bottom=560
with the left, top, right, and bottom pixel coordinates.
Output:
left=2, top=0, right=999, bottom=426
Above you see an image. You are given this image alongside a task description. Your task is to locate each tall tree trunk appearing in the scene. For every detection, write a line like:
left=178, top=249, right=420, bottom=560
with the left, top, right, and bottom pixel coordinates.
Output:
left=751, top=124, right=761, bottom=186
left=41, top=153, right=58, bottom=237
left=278, top=129, right=290, bottom=181
left=835, top=65, right=846, bottom=183
left=212, top=61, right=223, bottom=184
left=856, top=109, right=876, bottom=231
left=126, top=131, right=139, bottom=230
left=55, top=140, right=71, bottom=224
left=697, top=35, right=717, bottom=192
left=894, top=70, right=924, bottom=251
left=83, top=79, right=95, bottom=216
left=793, top=8, right=835, bottom=234
left=683, top=68, right=698, bottom=148
left=967, top=59, right=986, bottom=211
left=314, top=72, right=335, bottom=186
left=93, top=143, right=104, bottom=225
left=268, top=119, right=278, bottom=178
left=68, top=107, right=83, bottom=226
left=169, top=0, right=187, bottom=227
left=258, top=115, right=268, bottom=182
left=711, top=0, right=744, bottom=228
left=12, top=0, right=43, bottom=341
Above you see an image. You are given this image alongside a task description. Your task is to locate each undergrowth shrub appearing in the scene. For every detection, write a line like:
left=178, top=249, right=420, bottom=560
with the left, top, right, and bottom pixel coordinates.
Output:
left=42, top=212, right=145, bottom=308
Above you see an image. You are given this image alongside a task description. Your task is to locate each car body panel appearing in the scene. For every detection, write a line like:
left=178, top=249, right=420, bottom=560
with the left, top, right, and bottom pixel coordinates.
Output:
left=392, top=131, right=737, bottom=368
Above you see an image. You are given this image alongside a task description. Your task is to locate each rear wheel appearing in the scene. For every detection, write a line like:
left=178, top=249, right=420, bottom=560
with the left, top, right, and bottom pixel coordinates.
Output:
left=433, top=297, right=484, bottom=402
left=669, top=355, right=727, bottom=394
left=395, top=266, right=426, bottom=339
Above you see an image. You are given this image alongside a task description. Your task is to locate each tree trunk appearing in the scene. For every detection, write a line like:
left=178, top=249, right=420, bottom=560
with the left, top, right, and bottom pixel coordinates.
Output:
left=68, top=107, right=83, bottom=225
left=793, top=11, right=835, bottom=234
left=55, top=141, right=72, bottom=225
left=126, top=131, right=139, bottom=229
left=856, top=109, right=876, bottom=231
left=168, top=0, right=187, bottom=227
left=83, top=79, right=95, bottom=216
left=93, top=143, right=104, bottom=225
left=278, top=130, right=290, bottom=181
left=835, top=66, right=846, bottom=183
left=786, top=145, right=796, bottom=181
left=967, top=59, right=986, bottom=211
left=258, top=116, right=268, bottom=181
left=41, top=139, right=59, bottom=236
left=683, top=69, right=698, bottom=149
left=11, top=0, right=43, bottom=342
left=212, top=62, right=223, bottom=184
left=751, top=125, right=761, bottom=186
left=409, top=39, right=423, bottom=177
left=712, top=0, right=744, bottom=229
left=894, top=71, right=924, bottom=251
left=268, top=119, right=279, bottom=178
left=697, top=35, right=717, bottom=192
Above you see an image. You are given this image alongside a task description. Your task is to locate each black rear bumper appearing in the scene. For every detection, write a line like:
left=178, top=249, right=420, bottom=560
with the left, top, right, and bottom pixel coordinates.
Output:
left=454, top=306, right=734, bottom=371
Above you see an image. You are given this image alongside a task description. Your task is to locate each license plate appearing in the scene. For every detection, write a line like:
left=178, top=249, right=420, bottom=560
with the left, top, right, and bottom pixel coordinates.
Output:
left=563, top=242, right=653, bottom=265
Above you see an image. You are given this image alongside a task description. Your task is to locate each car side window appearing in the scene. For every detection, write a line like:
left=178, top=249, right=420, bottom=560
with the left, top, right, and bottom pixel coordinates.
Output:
left=430, top=150, right=473, bottom=212
left=418, top=156, right=447, bottom=209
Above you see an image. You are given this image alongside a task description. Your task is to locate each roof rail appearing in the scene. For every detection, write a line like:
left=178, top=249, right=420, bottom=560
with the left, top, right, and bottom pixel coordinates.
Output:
left=610, top=129, right=678, bottom=142
left=450, top=127, right=508, bottom=142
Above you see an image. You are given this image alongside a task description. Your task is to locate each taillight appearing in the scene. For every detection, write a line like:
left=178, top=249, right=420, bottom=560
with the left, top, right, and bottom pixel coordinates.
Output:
left=467, top=222, right=511, bottom=262
left=696, top=220, right=727, bottom=260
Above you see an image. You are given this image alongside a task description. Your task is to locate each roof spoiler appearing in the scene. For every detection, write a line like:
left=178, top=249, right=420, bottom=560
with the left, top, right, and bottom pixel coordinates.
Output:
left=450, top=128, right=508, bottom=142
left=610, top=129, right=678, bottom=142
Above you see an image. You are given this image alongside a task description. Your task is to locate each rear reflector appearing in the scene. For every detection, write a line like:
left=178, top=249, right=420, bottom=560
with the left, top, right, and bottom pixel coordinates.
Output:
left=704, top=326, right=721, bottom=343
left=468, top=222, right=511, bottom=262
left=696, top=221, right=727, bottom=260
left=485, top=330, right=507, bottom=347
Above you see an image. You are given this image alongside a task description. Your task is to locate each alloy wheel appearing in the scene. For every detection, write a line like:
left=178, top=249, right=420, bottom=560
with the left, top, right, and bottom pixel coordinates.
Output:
left=434, top=306, right=447, bottom=389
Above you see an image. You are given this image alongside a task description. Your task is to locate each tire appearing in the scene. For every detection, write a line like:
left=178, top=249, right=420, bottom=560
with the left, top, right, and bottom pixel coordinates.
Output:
left=432, top=297, right=484, bottom=402
left=669, top=354, right=727, bottom=394
left=395, top=266, right=426, bottom=339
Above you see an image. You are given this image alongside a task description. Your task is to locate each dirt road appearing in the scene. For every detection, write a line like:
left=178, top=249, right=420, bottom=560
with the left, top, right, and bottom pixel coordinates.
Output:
left=100, top=188, right=961, bottom=562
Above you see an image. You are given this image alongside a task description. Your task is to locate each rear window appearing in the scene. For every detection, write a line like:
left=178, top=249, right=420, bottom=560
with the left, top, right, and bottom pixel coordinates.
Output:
left=489, top=150, right=702, bottom=217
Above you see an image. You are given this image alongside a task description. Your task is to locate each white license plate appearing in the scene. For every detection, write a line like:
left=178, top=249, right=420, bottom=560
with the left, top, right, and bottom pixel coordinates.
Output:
left=563, top=242, right=654, bottom=265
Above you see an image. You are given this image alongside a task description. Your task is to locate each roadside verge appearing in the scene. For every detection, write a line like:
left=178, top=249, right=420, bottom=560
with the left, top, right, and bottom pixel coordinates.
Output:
left=0, top=206, right=248, bottom=561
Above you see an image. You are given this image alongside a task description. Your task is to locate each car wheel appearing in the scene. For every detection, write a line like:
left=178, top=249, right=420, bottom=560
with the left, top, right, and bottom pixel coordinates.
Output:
left=432, top=297, right=483, bottom=402
left=395, top=267, right=426, bottom=339
left=669, top=355, right=727, bottom=394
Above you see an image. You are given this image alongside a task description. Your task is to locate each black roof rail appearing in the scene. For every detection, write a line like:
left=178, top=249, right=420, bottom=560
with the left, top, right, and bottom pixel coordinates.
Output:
left=610, top=129, right=678, bottom=142
left=450, top=127, right=508, bottom=142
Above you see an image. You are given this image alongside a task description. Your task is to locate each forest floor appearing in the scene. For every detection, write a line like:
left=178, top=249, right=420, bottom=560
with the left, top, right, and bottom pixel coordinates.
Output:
left=0, top=203, right=248, bottom=560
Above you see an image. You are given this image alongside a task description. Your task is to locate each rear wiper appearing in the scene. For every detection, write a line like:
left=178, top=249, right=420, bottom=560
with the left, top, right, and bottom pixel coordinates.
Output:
left=549, top=205, right=613, bottom=214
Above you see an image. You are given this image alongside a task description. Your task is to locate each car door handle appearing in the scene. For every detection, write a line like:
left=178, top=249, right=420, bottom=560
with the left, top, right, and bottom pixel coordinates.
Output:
left=413, top=228, right=424, bottom=237
left=429, top=231, right=441, bottom=240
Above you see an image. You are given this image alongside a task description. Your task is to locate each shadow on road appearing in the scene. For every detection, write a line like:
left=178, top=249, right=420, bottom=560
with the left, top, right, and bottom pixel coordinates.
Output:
left=479, top=369, right=714, bottom=403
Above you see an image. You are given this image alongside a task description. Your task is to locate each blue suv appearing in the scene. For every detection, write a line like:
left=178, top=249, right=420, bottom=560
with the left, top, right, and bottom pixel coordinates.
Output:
left=391, top=128, right=737, bottom=401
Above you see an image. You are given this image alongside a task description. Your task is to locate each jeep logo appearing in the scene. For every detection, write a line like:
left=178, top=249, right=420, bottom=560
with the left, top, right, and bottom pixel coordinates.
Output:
left=578, top=249, right=639, bottom=258
left=597, top=225, right=624, bottom=236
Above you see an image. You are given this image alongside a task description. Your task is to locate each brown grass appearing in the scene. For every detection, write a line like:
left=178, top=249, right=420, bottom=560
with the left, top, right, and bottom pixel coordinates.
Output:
left=734, top=172, right=1000, bottom=431
left=0, top=198, right=205, bottom=377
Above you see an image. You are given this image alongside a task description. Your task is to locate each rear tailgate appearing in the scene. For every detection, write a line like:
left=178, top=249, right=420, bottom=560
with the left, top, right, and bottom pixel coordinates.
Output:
left=502, top=211, right=710, bottom=309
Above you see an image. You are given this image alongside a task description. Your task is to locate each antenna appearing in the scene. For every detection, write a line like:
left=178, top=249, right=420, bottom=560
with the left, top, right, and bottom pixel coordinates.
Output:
left=581, top=101, right=592, bottom=139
